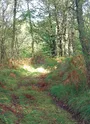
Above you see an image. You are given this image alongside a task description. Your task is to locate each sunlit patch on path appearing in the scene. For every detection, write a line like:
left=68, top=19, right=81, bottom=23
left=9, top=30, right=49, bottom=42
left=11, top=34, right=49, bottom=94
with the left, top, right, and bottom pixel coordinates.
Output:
left=23, top=64, right=50, bottom=74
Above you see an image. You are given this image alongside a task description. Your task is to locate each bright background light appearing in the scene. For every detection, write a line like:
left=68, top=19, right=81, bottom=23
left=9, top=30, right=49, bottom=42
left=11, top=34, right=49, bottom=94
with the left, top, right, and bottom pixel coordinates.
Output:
left=23, top=65, right=50, bottom=74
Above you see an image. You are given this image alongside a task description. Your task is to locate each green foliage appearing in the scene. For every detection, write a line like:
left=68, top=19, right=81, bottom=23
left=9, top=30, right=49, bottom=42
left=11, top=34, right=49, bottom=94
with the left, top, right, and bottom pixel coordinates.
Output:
left=68, top=90, right=90, bottom=121
left=44, top=57, right=58, bottom=69
left=31, top=51, right=45, bottom=65
left=74, top=38, right=83, bottom=54
left=41, top=44, right=52, bottom=56
left=0, top=112, right=17, bottom=124
left=20, top=48, right=32, bottom=58
left=50, top=81, right=90, bottom=122
left=0, top=68, right=22, bottom=89
left=0, top=87, right=11, bottom=104
left=50, top=83, right=85, bottom=100
left=50, top=84, right=68, bottom=100
left=47, top=54, right=90, bottom=122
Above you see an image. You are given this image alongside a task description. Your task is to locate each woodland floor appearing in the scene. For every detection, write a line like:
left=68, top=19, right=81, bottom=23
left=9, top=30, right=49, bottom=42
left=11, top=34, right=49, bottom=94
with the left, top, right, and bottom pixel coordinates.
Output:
left=0, top=59, right=79, bottom=124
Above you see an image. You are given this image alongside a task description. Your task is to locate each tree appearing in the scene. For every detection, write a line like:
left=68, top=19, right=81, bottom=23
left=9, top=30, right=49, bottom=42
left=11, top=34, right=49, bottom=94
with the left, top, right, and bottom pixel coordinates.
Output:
left=12, top=0, right=17, bottom=56
left=26, top=0, right=34, bottom=56
left=75, top=0, right=90, bottom=84
left=0, top=0, right=12, bottom=62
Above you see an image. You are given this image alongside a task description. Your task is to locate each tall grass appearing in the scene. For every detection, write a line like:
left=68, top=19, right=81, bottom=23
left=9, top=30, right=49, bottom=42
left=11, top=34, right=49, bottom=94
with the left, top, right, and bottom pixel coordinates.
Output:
left=50, top=55, right=90, bottom=122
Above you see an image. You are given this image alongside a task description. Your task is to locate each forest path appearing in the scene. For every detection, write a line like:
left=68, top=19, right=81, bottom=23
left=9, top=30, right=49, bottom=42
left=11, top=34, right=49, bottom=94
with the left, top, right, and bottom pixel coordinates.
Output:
left=0, top=64, right=78, bottom=124
left=13, top=69, right=78, bottom=124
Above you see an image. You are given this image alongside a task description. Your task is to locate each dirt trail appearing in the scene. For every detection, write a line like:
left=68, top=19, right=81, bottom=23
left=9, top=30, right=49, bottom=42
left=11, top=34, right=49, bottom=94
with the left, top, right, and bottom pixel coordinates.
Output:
left=15, top=72, right=78, bottom=124
left=0, top=69, right=78, bottom=124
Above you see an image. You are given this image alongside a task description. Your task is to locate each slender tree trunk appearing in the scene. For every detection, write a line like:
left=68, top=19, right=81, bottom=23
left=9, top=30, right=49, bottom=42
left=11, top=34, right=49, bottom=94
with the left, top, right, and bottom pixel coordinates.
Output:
left=12, top=0, right=17, bottom=56
left=26, top=0, right=34, bottom=56
left=68, top=32, right=72, bottom=56
left=71, top=0, right=76, bottom=54
left=63, top=27, right=67, bottom=56
left=68, top=30, right=74, bottom=56
left=0, top=3, right=6, bottom=63
left=71, top=31, right=75, bottom=54
left=62, top=12, right=67, bottom=56
left=75, top=0, right=90, bottom=85
left=1, top=38, right=4, bottom=62
left=47, top=0, right=56, bottom=57
left=54, top=1, right=62, bottom=57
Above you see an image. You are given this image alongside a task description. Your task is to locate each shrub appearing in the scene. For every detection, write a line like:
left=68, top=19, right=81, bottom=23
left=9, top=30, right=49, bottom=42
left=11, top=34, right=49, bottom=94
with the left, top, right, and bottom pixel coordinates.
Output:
left=31, top=51, right=45, bottom=65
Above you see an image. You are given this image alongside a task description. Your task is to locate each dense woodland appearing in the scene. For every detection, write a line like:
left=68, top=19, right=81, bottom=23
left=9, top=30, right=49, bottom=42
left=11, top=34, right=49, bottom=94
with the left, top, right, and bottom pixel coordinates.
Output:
left=0, top=0, right=90, bottom=124
left=0, top=0, right=89, bottom=58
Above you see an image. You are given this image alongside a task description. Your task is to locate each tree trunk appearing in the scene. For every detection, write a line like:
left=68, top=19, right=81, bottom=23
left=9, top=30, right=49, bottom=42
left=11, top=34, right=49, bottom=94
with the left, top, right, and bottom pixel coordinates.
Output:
left=68, top=32, right=72, bottom=56
left=26, top=0, right=34, bottom=56
left=47, top=0, right=56, bottom=57
left=62, top=12, right=67, bottom=56
left=54, top=1, right=62, bottom=57
left=12, top=0, right=17, bottom=57
left=0, top=3, right=6, bottom=63
left=75, top=0, right=90, bottom=85
left=0, top=38, right=5, bottom=63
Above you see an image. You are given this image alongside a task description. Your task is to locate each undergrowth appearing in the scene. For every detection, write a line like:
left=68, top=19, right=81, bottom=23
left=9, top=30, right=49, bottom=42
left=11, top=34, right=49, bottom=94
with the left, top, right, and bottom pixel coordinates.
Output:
left=49, top=55, right=90, bottom=122
left=50, top=84, right=90, bottom=122
left=31, top=52, right=58, bottom=70
left=0, top=58, right=77, bottom=124
left=0, top=54, right=88, bottom=123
